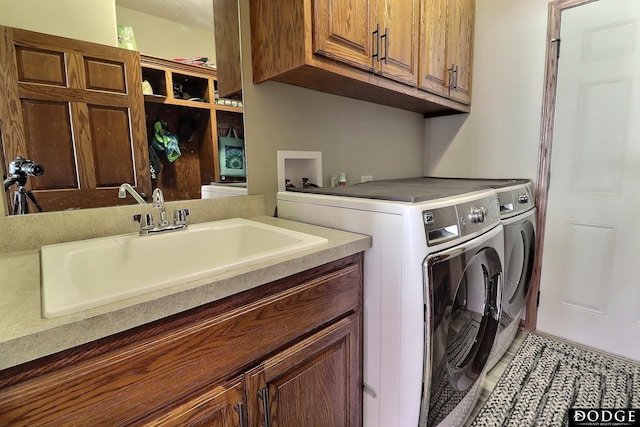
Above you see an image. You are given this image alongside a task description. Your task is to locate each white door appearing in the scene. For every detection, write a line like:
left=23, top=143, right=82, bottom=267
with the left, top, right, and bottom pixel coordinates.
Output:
left=537, top=0, right=640, bottom=361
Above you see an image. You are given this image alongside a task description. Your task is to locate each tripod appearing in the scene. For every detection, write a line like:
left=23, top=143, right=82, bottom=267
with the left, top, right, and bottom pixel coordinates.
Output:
left=3, top=176, right=44, bottom=215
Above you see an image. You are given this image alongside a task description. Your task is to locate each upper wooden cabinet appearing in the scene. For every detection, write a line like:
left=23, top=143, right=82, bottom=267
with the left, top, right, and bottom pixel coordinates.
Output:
left=213, top=0, right=243, bottom=98
left=313, top=0, right=419, bottom=86
left=418, top=0, right=475, bottom=105
left=250, top=0, right=472, bottom=116
left=0, top=26, right=150, bottom=212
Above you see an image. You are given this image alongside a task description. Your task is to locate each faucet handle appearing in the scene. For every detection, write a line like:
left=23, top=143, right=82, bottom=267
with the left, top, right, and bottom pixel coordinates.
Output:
left=173, top=208, right=190, bottom=226
left=133, top=212, right=154, bottom=233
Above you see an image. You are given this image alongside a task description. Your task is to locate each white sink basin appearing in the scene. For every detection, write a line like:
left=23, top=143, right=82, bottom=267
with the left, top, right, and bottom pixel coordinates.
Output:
left=40, top=218, right=328, bottom=318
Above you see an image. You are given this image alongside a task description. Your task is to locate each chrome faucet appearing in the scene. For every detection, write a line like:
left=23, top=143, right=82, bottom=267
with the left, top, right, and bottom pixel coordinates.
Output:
left=118, top=183, right=147, bottom=204
left=152, top=188, right=170, bottom=227
left=129, top=187, right=190, bottom=235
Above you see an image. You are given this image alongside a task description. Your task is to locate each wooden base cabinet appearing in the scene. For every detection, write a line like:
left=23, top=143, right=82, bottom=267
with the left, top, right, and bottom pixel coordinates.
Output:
left=148, top=376, right=246, bottom=427
left=247, top=315, right=360, bottom=427
left=0, top=254, right=363, bottom=426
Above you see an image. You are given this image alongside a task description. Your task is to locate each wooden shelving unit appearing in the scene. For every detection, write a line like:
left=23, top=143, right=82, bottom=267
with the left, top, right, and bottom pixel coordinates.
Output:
left=140, top=55, right=245, bottom=201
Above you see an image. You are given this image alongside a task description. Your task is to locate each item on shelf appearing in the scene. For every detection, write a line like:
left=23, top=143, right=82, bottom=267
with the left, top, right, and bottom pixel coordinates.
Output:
left=286, top=179, right=295, bottom=188
left=302, top=178, right=319, bottom=188
left=218, top=126, right=245, bottom=178
left=173, top=56, right=208, bottom=66
left=176, top=117, right=197, bottom=143
left=117, top=25, right=137, bottom=50
left=338, top=172, right=347, bottom=186
left=151, top=120, right=181, bottom=162
left=148, top=144, right=161, bottom=179
left=142, top=80, right=153, bottom=95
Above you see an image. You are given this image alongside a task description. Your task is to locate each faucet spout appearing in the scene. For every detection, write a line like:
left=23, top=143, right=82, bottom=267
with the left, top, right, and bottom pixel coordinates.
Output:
left=152, top=188, right=170, bottom=227
left=118, top=183, right=147, bottom=205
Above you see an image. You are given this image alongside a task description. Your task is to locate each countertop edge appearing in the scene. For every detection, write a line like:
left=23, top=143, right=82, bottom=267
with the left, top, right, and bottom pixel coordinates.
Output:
left=0, top=216, right=371, bottom=370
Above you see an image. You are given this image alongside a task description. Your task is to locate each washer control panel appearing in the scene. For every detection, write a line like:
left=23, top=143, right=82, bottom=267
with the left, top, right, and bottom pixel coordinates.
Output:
left=497, top=184, right=534, bottom=218
left=456, top=194, right=501, bottom=237
left=422, top=193, right=501, bottom=246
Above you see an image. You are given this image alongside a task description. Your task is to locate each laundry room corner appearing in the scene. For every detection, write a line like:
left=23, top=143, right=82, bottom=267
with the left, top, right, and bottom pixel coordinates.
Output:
left=423, top=0, right=549, bottom=181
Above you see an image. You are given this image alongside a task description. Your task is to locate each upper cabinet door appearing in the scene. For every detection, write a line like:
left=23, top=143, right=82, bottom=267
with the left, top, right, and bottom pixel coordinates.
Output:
left=375, top=0, right=419, bottom=86
left=213, top=0, right=242, bottom=98
left=447, top=0, right=475, bottom=105
left=418, top=0, right=450, bottom=97
left=418, top=0, right=475, bottom=105
left=313, top=0, right=377, bottom=72
left=314, top=0, right=418, bottom=85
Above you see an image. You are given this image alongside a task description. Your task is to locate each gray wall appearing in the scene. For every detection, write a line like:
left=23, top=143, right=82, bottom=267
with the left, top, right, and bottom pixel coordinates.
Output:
left=424, top=0, right=549, bottom=182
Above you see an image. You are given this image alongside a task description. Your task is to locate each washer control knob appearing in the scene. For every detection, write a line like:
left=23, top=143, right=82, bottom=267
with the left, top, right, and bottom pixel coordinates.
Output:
left=518, top=193, right=529, bottom=204
left=468, top=206, right=486, bottom=223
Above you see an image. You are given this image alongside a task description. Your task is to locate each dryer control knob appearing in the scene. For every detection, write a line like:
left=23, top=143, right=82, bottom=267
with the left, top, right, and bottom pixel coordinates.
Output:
left=468, top=206, right=486, bottom=223
left=518, top=193, right=529, bottom=204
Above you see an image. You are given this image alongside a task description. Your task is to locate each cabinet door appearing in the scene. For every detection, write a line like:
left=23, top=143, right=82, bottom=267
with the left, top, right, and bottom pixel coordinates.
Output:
left=213, top=0, right=242, bottom=98
left=418, top=0, right=474, bottom=104
left=376, top=0, right=419, bottom=86
left=446, top=0, right=475, bottom=105
left=246, top=315, right=362, bottom=427
left=0, top=26, right=151, bottom=213
left=313, top=0, right=377, bottom=72
left=417, top=0, right=450, bottom=97
left=144, top=377, right=245, bottom=427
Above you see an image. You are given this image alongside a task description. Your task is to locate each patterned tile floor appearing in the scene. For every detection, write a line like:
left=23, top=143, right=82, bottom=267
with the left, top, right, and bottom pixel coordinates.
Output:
left=465, top=329, right=528, bottom=426
left=465, top=329, right=640, bottom=426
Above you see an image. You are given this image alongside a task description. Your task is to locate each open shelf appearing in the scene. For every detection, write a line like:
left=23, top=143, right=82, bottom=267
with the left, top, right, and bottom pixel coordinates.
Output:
left=140, top=55, right=245, bottom=197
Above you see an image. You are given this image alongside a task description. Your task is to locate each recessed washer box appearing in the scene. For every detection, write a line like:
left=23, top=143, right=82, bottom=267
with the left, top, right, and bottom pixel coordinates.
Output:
left=277, top=150, right=323, bottom=191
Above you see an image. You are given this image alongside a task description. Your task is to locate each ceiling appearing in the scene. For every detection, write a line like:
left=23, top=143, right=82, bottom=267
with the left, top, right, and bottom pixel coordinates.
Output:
left=115, top=0, right=214, bottom=32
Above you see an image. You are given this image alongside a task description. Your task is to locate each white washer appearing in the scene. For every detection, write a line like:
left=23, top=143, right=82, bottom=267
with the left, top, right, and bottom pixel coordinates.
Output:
left=277, top=181, right=504, bottom=427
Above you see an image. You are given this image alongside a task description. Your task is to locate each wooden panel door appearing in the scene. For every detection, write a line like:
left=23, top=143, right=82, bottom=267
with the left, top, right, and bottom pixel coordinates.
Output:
left=313, top=0, right=377, bottom=72
left=418, top=0, right=475, bottom=104
left=0, top=26, right=150, bottom=213
left=213, top=0, right=242, bottom=98
left=418, top=0, right=450, bottom=97
left=146, top=377, right=245, bottom=427
left=376, top=0, right=419, bottom=86
left=246, top=315, right=362, bottom=427
left=447, top=0, right=475, bottom=104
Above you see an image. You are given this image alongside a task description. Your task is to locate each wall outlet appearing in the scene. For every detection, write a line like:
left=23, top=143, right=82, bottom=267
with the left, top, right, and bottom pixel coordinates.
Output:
left=361, top=175, right=373, bottom=183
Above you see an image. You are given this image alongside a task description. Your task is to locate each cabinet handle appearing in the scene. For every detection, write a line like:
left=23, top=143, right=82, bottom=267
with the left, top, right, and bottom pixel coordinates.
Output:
left=257, top=387, right=271, bottom=427
left=234, top=401, right=246, bottom=427
left=372, top=24, right=380, bottom=64
left=453, top=64, right=459, bottom=91
left=447, top=64, right=455, bottom=90
left=380, top=27, right=388, bottom=64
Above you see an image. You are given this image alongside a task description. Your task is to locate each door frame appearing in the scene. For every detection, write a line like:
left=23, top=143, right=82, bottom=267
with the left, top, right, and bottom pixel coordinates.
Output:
left=525, top=0, right=599, bottom=331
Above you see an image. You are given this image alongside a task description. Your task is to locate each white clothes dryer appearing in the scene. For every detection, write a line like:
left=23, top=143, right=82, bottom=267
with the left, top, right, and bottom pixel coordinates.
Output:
left=408, top=177, right=537, bottom=371
left=277, top=181, right=504, bottom=427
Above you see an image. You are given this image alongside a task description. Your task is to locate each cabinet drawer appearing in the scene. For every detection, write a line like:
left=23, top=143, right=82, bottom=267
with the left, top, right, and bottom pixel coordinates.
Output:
left=0, top=260, right=362, bottom=425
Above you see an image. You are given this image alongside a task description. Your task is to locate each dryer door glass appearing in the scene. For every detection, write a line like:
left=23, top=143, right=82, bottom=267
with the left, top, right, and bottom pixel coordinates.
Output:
left=504, top=220, right=536, bottom=320
left=421, top=242, right=502, bottom=427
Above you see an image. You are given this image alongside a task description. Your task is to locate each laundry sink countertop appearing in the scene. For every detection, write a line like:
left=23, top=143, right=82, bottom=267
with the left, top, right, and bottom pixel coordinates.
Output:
left=0, top=216, right=371, bottom=370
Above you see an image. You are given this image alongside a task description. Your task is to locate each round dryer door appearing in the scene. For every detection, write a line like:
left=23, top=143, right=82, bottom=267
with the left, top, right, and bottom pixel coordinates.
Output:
left=503, top=219, right=536, bottom=322
left=421, top=234, right=502, bottom=427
